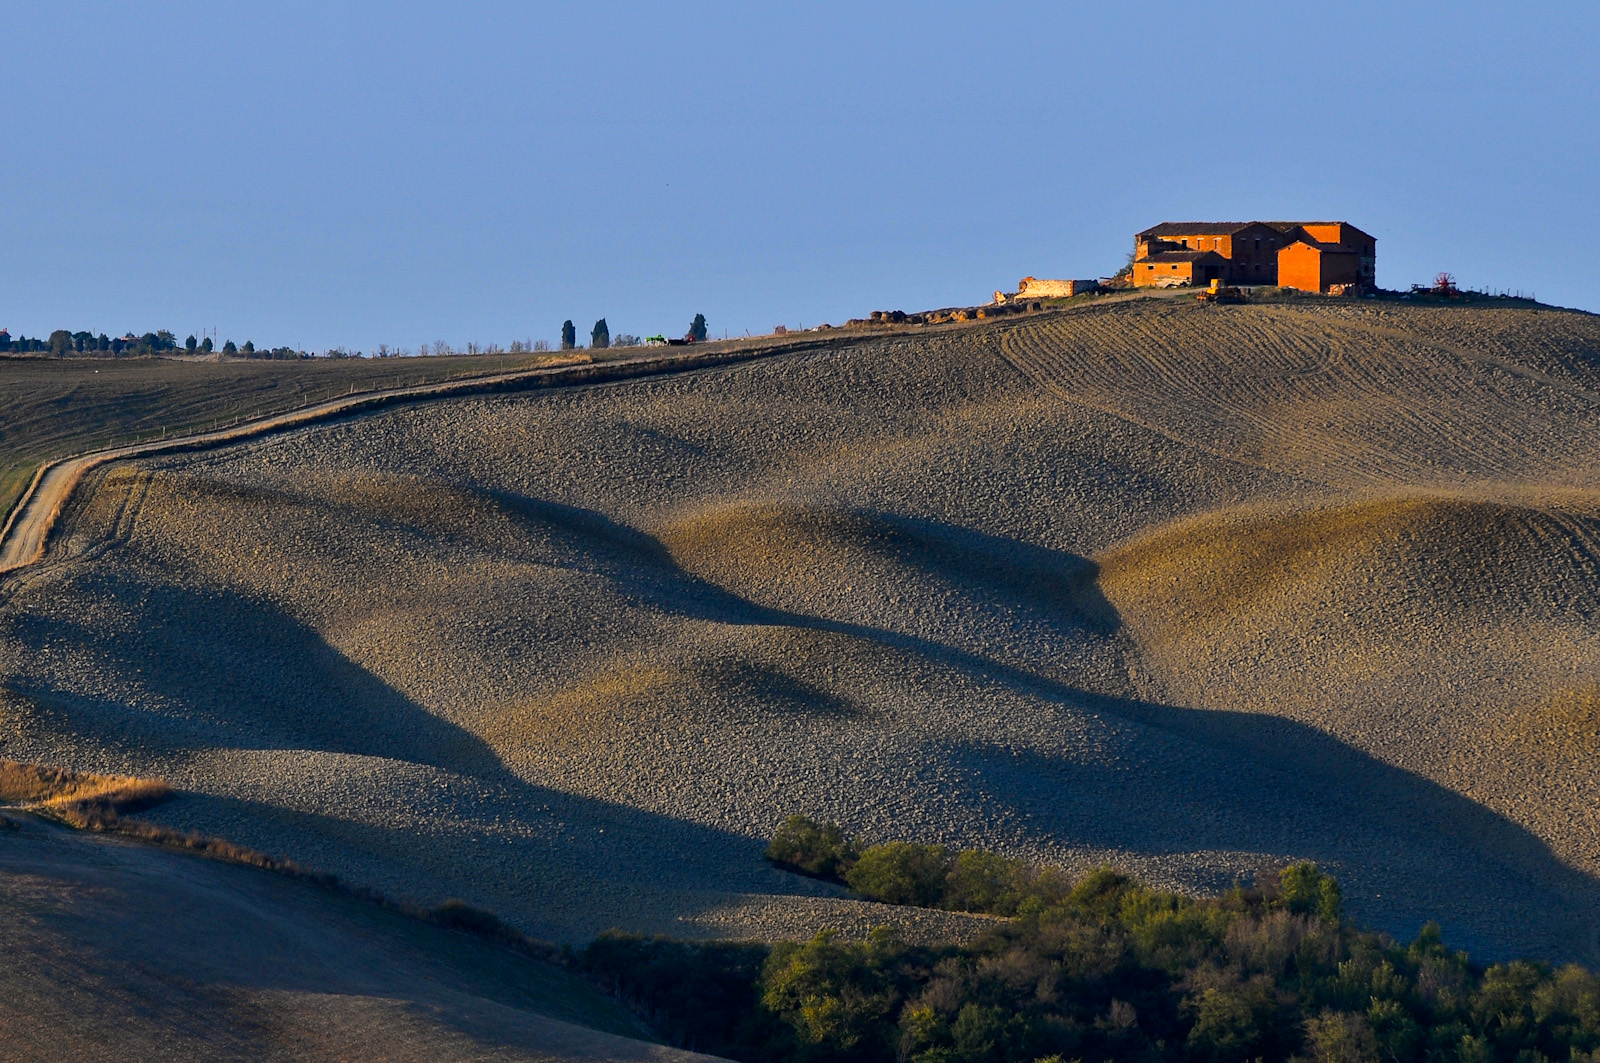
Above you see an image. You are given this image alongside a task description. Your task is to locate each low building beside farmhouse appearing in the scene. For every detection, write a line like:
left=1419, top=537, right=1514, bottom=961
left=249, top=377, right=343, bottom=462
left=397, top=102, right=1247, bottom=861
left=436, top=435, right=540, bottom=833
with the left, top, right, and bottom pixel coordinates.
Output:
left=1133, top=221, right=1375, bottom=292
left=1134, top=250, right=1230, bottom=288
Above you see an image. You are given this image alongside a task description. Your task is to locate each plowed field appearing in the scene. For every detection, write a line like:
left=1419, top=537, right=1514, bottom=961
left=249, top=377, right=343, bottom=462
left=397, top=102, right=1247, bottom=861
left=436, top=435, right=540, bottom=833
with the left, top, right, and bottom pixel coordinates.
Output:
left=5, top=296, right=1600, bottom=968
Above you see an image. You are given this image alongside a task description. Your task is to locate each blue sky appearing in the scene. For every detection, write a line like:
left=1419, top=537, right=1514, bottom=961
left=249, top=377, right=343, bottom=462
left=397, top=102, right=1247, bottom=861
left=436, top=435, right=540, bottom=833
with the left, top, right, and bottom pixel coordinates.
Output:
left=3, top=2, right=1595, bottom=350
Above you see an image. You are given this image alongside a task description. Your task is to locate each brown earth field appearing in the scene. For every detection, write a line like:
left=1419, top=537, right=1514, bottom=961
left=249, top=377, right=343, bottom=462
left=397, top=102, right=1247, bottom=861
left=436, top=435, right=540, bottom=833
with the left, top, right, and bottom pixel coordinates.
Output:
left=0, top=343, right=692, bottom=526
left=0, top=810, right=717, bottom=1062
left=4, top=296, right=1600, bottom=1006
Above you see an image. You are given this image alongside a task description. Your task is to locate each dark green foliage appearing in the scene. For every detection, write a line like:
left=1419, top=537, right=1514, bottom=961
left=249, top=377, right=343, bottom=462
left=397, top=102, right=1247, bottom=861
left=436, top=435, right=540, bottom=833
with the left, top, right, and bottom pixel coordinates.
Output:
left=591, top=876, right=1600, bottom=1062
left=591, top=318, right=609, bottom=349
left=1275, top=860, right=1343, bottom=923
left=561, top=320, right=576, bottom=350
left=185, top=334, right=198, bottom=352
left=579, top=932, right=780, bottom=1058
left=943, top=849, right=1073, bottom=916
left=764, top=818, right=1067, bottom=915
left=765, top=814, right=859, bottom=878
left=597, top=822, right=1600, bottom=1063
left=846, top=842, right=953, bottom=908
left=0, top=329, right=181, bottom=356
left=689, top=313, right=708, bottom=342
left=200, top=337, right=213, bottom=353
left=222, top=340, right=237, bottom=355
left=762, top=928, right=929, bottom=1062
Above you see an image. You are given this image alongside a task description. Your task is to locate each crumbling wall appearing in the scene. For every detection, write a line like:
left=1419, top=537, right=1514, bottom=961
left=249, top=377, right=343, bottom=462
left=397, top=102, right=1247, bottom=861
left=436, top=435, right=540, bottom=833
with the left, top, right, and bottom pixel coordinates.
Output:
left=1017, top=277, right=1099, bottom=298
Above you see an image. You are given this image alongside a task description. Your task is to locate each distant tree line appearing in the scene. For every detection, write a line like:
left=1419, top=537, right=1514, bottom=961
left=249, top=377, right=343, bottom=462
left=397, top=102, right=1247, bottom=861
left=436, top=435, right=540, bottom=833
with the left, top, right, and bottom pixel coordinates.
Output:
left=0, top=329, right=559, bottom=361
left=2, top=316, right=708, bottom=360
left=0, top=328, right=317, bottom=359
left=572, top=816, right=1600, bottom=1063
left=0, top=328, right=202, bottom=356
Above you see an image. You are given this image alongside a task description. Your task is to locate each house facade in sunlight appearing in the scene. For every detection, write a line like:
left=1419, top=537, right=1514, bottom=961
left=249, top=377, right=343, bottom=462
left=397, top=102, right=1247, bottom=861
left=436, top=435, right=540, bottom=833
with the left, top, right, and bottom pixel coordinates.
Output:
left=1134, top=221, right=1376, bottom=292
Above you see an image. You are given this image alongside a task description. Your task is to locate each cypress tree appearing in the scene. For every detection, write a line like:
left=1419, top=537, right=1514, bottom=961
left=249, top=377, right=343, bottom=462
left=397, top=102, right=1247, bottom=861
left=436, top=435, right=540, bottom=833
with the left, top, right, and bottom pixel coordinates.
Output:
left=561, top=320, right=576, bottom=350
left=591, top=319, right=609, bottom=349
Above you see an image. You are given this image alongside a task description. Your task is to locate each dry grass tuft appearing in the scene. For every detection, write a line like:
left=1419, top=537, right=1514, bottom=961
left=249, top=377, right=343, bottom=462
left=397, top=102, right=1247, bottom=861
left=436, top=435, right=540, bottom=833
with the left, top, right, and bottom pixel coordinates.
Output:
left=0, top=758, right=173, bottom=826
left=0, top=759, right=350, bottom=883
left=0, top=757, right=566, bottom=964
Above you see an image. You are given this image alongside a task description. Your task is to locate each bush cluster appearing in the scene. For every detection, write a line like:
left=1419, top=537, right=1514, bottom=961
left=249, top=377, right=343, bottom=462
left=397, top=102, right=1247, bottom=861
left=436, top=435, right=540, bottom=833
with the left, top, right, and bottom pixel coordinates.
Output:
left=766, top=814, right=860, bottom=879
left=766, top=815, right=1078, bottom=916
left=579, top=820, right=1600, bottom=1063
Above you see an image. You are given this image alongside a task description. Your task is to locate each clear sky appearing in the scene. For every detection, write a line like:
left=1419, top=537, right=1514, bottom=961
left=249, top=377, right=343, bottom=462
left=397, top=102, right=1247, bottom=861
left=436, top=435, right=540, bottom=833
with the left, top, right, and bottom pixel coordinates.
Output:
left=3, top=2, right=1595, bottom=351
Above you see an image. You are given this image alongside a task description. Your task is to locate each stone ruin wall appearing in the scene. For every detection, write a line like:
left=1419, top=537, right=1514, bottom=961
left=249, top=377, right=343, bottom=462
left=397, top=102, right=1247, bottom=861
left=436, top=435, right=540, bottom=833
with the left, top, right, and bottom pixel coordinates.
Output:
left=996, top=277, right=1099, bottom=304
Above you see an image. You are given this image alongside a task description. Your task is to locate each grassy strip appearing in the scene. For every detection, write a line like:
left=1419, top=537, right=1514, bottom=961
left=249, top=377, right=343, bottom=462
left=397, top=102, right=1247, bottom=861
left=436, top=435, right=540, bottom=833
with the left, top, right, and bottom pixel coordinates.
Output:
left=0, top=758, right=172, bottom=823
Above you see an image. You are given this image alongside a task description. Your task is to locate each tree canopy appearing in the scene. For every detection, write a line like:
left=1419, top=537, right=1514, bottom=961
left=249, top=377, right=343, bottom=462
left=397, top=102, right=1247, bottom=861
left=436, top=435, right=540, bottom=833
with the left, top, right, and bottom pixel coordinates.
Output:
left=576, top=818, right=1600, bottom=1063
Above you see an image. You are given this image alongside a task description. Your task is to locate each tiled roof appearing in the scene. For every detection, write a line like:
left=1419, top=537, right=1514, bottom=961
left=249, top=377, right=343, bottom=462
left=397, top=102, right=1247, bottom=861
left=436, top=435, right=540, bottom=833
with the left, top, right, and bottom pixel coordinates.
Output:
left=1267, top=221, right=1375, bottom=241
left=1139, top=220, right=1372, bottom=242
left=1284, top=238, right=1359, bottom=254
left=1137, top=222, right=1260, bottom=237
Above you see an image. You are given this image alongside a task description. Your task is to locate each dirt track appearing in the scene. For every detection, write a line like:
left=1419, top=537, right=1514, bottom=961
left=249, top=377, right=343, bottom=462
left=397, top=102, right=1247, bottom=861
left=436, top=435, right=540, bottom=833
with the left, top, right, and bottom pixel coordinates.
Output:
left=0, top=339, right=837, bottom=573
left=5, top=297, right=1600, bottom=965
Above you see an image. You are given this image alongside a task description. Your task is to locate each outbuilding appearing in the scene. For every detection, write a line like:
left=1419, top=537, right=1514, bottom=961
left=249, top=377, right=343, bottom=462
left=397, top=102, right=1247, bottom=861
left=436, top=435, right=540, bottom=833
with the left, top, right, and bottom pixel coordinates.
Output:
left=1134, top=250, right=1228, bottom=288
left=1277, top=240, right=1361, bottom=294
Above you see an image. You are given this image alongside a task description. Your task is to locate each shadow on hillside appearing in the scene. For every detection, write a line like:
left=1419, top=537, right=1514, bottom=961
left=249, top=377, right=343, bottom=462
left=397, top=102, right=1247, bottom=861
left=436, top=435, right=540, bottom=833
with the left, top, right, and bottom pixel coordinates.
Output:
left=5, top=492, right=1599, bottom=960
left=468, top=494, right=1600, bottom=959
left=487, top=493, right=1124, bottom=662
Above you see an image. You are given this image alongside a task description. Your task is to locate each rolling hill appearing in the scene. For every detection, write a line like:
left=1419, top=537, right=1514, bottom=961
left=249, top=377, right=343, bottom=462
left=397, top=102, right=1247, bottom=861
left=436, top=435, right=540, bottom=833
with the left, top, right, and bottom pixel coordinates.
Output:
left=4, top=294, right=1600, bottom=1027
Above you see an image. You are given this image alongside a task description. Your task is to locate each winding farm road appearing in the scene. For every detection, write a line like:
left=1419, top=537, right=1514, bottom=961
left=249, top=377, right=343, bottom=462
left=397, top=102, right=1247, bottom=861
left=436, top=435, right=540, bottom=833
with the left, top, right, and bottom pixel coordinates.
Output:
left=0, top=340, right=812, bottom=574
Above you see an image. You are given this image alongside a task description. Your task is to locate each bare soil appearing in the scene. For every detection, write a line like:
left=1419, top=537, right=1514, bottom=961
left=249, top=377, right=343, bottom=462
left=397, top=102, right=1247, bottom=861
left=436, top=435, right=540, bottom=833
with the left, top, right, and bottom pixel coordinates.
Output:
left=4, top=297, right=1600, bottom=975
left=0, top=812, right=717, bottom=1062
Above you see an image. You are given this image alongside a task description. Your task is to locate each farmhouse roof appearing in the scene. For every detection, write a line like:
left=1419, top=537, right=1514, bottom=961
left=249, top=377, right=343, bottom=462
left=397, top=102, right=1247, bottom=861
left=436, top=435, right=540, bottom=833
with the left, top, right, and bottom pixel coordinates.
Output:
left=1137, top=222, right=1261, bottom=237
left=1266, top=221, right=1376, bottom=240
left=1140, top=250, right=1226, bottom=263
left=1283, top=237, right=1359, bottom=255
